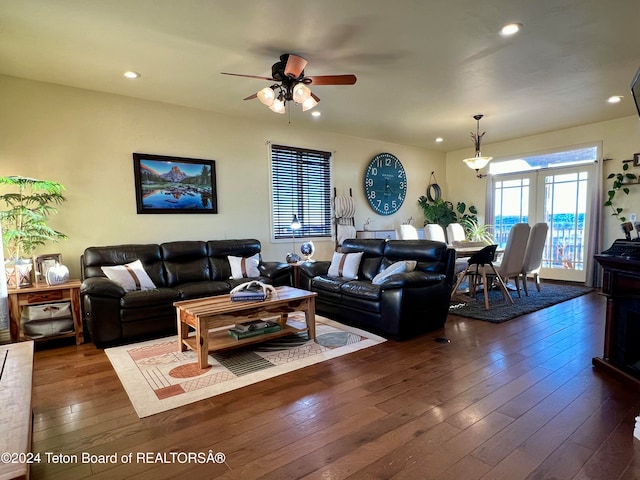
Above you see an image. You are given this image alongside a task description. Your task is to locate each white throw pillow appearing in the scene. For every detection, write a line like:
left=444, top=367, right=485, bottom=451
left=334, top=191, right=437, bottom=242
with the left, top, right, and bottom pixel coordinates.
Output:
left=327, top=252, right=363, bottom=280
left=101, top=259, right=156, bottom=292
left=372, top=260, right=417, bottom=284
left=228, top=253, right=261, bottom=279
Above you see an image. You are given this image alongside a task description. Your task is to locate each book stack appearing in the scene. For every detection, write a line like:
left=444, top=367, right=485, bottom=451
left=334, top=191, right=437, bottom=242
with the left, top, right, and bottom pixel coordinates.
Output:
left=228, top=320, right=281, bottom=340
left=230, top=282, right=267, bottom=302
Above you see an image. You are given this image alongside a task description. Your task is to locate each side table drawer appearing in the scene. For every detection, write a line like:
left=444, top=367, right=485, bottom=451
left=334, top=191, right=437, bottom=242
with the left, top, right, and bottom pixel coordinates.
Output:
left=26, top=290, right=64, bottom=303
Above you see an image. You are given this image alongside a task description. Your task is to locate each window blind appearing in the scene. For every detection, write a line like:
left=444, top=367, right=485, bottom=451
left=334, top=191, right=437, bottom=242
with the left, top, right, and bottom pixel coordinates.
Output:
left=271, top=144, right=332, bottom=240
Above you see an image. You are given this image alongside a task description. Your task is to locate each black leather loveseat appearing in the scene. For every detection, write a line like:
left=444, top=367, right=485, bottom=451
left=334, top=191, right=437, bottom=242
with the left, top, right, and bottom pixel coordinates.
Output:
left=81, top=239, right=291, bottom=347
left=297, top=238, right=455, bottom=340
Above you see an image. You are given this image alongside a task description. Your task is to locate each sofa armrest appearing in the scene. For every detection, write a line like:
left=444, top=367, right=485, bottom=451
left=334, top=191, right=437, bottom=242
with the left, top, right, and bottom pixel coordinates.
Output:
left=298, top=261, right=330, bottom=277
left=443, top=247, right=457, bottom=287
left=259, top=261, right=293, bottom=286
left=297, top=261, right=331, bottom=290
left=81, top=277, right=126, bottom=298
left=375, top=271, right=446, bottom=289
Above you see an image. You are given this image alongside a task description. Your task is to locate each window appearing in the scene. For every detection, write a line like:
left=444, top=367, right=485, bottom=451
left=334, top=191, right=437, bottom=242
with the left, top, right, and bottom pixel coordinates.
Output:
left=270, top=144, right=333, bottom=240
left=489, top=146, right=597, bottom=175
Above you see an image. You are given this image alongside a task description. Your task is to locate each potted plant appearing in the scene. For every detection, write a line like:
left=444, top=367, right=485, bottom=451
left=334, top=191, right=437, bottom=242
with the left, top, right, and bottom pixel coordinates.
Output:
left=417, top=196, right=478, bottom=230
left=461, top=217, right=494, bottom=244
left=603, top=160, right=638, bottom=222
left=0, top=176, right=68, bottom=288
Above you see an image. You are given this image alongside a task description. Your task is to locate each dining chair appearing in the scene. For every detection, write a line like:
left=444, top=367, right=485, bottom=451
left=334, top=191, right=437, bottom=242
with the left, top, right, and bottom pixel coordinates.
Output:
left=424, top=224, right=446, bottom=242
left=485, top=222, right=531, bottom=297
left=446, top=222, right=466, bottom=244
left=396, top=224, right=419, bottom=240
left=452, top=244, right=513, bottom=310
left=520, top=222, right=549, bottom=295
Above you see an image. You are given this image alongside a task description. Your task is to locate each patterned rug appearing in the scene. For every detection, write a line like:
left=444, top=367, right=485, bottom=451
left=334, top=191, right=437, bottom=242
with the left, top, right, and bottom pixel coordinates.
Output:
left=106, top=314, right=385, bottom=417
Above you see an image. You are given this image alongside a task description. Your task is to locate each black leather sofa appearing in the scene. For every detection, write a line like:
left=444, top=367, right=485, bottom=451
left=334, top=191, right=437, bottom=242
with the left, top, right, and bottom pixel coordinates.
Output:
left=80, top=239, right=291, bottom=347
left=297, top=238, right=456, bottom=340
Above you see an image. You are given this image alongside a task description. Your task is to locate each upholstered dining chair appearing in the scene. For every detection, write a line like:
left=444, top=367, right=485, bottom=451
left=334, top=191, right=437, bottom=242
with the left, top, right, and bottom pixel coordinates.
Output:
left=444, top=223, right=472, bottom=274
left=520, top=222, right=549, bottom=295
left=485, top=222, right=531, bottom=297
left=424, top=224, right=446, bottom=242
left=396, top=224, right=419, bottom=240
left=452, top=244, right=513, bottom=310
left=446, top=223, right=466, bottom=244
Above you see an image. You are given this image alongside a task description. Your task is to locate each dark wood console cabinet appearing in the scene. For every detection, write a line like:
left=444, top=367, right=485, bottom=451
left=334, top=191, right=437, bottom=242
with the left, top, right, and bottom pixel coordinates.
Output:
left=593, top=254, right=640, bottom=387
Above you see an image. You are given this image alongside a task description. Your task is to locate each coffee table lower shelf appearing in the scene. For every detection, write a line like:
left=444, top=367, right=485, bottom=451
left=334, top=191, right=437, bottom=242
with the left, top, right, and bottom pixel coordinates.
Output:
left=181, top=324, right=308, bottom=355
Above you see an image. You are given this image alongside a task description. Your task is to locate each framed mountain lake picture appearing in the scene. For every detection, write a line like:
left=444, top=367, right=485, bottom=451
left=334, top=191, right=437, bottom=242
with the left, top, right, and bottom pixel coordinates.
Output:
left=133, top=153, right=217, bottom=214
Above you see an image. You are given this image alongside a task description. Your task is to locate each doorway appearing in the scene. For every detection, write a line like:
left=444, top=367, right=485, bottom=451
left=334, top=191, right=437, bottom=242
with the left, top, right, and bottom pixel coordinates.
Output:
left=492, top=164, right=594, bottom=282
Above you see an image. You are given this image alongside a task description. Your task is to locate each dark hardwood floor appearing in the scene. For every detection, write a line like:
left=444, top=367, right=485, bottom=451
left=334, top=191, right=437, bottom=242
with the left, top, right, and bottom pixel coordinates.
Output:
left=30, top=291, right=640, bottom=479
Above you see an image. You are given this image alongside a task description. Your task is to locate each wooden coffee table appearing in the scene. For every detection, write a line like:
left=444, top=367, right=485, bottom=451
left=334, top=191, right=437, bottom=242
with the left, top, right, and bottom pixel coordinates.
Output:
left=174, top=286, right=317, bottom=368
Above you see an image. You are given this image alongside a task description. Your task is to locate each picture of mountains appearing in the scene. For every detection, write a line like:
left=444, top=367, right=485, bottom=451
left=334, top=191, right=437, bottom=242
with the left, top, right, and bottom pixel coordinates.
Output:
left=133, top=154, right=217, bottom=213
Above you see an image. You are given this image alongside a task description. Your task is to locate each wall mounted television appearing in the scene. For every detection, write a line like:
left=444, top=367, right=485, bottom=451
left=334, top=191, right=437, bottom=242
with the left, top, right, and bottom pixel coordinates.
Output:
left=632, top=66, right=640, bottom=118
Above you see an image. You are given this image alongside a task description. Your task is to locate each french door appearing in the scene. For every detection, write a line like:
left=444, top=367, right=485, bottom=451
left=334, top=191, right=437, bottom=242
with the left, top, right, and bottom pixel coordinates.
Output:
left=492, top=164, right=594, bottom=282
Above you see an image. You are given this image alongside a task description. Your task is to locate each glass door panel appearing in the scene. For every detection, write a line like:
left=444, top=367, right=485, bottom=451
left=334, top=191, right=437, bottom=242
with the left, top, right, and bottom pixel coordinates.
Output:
left=539, top=168, right=590, bottom=282
left=492, top=165, right=592, bottom=282
left=493, top=175, right=534, bottom=247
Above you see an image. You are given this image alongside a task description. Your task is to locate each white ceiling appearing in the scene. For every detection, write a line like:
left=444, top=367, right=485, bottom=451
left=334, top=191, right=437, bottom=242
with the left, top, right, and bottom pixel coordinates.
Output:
left=1, top=0, right=639, bottom=151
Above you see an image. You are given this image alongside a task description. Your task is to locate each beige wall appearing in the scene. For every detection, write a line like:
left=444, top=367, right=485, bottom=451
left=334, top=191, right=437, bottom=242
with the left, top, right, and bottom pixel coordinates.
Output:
left=0, top=75, right=445, bottom=277
left=3, top=74, right=639, bottom=279
left=445, top=116, right=640, bottom=249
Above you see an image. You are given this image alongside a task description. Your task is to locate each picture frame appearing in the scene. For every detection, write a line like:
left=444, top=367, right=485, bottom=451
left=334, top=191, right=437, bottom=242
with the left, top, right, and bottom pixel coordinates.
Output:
left=133, top=153, right=217, bottom=214
left=634, top=153, right=640, bottom=167
left=33, top=253, right=62, bottom=283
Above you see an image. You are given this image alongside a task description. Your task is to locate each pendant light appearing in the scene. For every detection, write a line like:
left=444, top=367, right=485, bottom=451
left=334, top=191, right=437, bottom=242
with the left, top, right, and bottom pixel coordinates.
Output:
left=463, top=114, right=493, bottom=178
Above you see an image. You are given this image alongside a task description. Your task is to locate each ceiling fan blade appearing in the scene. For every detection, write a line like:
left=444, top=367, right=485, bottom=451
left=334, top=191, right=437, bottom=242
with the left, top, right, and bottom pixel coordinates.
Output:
left=284, top=54, right=308, bottom=78
left=311, top=92, right=321, bottom=102
left=306, top=74, right=357, bottom=86
left=243, top=93, right=258, bottom=101
left=221, top=72, right=275, bottom=81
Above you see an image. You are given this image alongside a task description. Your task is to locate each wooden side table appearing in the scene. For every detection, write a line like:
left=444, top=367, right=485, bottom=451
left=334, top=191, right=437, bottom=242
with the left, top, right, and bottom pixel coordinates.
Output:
left=7, top=280, right=84, bottom=345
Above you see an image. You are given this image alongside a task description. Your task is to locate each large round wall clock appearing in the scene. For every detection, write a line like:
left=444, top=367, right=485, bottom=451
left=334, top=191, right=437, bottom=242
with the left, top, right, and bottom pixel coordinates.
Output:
left=364, top=152, right=407, bottom=215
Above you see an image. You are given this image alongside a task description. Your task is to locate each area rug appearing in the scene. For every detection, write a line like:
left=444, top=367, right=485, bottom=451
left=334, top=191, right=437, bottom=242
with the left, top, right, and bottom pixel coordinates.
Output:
left=450, top=282, right=593, bottom=323
left=105, top=314, right=385, bottom=417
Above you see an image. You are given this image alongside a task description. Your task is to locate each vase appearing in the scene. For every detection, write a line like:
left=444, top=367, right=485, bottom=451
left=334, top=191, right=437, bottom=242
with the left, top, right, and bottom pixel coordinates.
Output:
left=46, top=263, right=70, bottom=285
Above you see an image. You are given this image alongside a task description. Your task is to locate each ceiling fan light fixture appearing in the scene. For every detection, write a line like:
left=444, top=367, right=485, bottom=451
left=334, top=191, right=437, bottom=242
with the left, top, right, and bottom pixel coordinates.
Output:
left=269, top=97, right=286, bottom=114
left=292, top=83, right=311, bottom=103
left=257, top=86, right=276, bottom=106
left=302, top=96, right=319, bottom=111
left=222, top=54, right=355, bottom=115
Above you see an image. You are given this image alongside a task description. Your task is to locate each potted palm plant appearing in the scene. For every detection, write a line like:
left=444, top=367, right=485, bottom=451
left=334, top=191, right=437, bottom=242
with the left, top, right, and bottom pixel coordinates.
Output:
left=0, top=176, right=68, bottom=288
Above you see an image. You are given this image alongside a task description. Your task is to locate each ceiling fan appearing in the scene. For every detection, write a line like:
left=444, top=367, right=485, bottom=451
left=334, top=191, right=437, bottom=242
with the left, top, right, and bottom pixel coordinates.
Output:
left=221, top=54, right=357, bottom=114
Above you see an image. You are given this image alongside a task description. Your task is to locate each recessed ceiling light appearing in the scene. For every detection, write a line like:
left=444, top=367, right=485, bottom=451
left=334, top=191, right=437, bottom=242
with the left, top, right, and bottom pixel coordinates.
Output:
left=435, top=137, right=444, bottom=143
left=124, top=71, right=141, bottom=79
left=311, top=111, right=321, bottom=117
left=500, top=23, right=522, bottom=37
left=607, top=95, right=623, bottom=104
